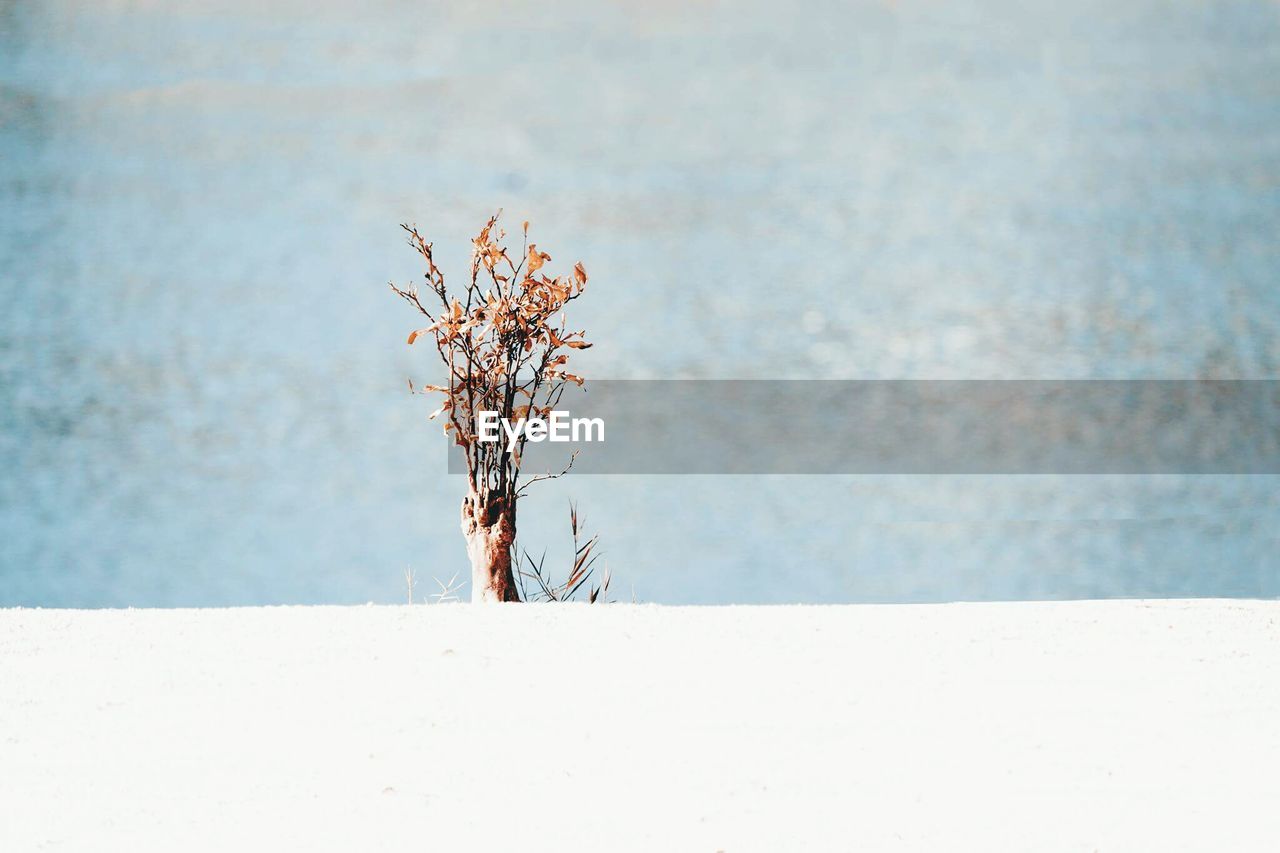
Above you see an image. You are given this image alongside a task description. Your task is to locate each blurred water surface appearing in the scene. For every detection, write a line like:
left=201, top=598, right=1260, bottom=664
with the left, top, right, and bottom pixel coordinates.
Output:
left=2, top=0, right=1279, bottom=605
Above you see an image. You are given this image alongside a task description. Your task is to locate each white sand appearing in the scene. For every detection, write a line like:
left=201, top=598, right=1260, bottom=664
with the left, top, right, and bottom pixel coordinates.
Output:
left=2, top=601, right=1277, bottom=851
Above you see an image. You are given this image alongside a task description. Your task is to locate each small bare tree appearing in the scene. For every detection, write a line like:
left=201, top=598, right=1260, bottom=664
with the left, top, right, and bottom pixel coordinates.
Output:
left=390, top=212, right=591, bottom=602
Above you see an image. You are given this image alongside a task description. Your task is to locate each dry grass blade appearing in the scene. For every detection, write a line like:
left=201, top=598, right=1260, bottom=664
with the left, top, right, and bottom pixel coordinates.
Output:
left=430, top=571, right=466, bottom=604
left=517, top=548, right=560, bottom=602
left=513, top=502, right=613, bottom=603
left=589, top=564, right=611, bottom=604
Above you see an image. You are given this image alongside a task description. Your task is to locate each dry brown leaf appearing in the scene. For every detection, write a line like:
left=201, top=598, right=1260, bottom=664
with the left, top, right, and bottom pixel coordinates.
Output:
left=394, top=213, right=595, bottom=480
left=527, top=244, right=551, bottom=275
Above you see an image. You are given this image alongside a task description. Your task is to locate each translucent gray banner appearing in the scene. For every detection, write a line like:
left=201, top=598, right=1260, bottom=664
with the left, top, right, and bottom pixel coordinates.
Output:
left=446, top=381, right=1280, bottom=474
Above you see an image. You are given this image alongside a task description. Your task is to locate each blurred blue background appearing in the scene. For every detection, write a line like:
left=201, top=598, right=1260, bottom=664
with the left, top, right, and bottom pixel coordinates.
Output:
left=2, top=0, right=1278, bottom=605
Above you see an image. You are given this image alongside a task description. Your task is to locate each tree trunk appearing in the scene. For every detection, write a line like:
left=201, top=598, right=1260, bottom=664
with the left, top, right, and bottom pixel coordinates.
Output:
left=461, top=489, right=520, bottom=603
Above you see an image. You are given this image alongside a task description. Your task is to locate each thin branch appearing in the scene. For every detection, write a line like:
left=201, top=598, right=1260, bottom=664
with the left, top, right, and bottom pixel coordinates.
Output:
left=516, top=451, right=579, bottom=497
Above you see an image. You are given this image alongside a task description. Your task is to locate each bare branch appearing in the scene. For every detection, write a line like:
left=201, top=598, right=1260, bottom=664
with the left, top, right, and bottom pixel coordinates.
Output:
left=516, top=451, right=579, bottom=497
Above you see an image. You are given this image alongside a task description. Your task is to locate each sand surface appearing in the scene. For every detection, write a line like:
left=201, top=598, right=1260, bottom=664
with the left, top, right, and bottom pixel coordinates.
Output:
left=2, top=601, right=1278, bottom=850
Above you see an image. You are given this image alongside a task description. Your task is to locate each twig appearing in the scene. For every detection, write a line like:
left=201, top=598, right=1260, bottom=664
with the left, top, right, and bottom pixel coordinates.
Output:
left=516, top=451, right=579, bottom=497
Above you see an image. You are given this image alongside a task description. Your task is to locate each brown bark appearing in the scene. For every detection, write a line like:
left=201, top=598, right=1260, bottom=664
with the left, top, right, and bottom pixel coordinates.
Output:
left=461, top=489, right=520, bottom=603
